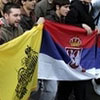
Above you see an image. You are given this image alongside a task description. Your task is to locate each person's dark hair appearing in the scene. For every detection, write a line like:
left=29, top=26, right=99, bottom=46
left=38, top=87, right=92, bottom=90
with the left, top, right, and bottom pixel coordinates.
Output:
left=19, top=0, right=35, bottom=5
left=3, top=2, right=20, bottom=14
left=53, top=0, right=70, bottom=10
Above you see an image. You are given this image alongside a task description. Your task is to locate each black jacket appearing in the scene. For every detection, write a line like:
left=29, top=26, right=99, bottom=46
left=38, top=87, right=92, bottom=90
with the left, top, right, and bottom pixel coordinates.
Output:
left=66, top=0, right=95, bottom=30
left=45, top=11, right=66, bottom=24
left=20, top=7, right=36, bottom=32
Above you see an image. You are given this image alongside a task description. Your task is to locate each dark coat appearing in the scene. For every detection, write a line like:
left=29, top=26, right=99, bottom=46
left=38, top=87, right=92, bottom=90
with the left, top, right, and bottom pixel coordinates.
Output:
left=65, top=0, right=95, bottom=30
left=45, top=11, right=66, bottom=24
left=20, top=7, right=36, bottom=32
left=34, top=0, right=54, bottom=19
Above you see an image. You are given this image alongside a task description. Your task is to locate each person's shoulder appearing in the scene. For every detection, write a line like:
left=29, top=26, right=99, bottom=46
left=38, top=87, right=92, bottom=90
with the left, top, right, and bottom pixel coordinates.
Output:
left=36, top=0, right=47, bottom=7
left=45, top=11, right=59, bottom=23
left=0, top=26, right=5, bottom=44
left=71, top=0, right=82, bottom=6
left=71, top=0, right=79, bottom=4
left=45, top=11, right=55, bottom=19
left=17, top=24, right=23, bottom=34
left=71, top=0, right=83, bottom=10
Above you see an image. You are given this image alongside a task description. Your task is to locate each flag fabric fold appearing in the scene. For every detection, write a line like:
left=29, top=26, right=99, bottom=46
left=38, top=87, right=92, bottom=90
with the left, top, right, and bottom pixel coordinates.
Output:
left=38, top=20, right=100, bottom=80
left=0, top=24, right=43, bottom=100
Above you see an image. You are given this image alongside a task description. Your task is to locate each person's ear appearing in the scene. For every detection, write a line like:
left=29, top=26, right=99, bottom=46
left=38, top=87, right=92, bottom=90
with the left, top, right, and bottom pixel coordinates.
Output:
left=3, top=13, right=9, bottom=20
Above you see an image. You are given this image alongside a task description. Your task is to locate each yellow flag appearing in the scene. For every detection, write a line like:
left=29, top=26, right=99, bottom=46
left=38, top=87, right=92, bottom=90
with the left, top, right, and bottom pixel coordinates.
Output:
left=0, top=24, right=43, bottom=100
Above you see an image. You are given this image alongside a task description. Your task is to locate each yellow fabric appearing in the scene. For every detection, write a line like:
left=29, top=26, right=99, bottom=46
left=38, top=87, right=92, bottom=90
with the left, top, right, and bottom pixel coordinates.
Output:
left=0, top=24, right=43, bottom=100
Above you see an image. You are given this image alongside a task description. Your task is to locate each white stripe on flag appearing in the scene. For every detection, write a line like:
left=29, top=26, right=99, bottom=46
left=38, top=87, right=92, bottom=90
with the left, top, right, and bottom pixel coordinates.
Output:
left=38, top=54, right=97, bottom=80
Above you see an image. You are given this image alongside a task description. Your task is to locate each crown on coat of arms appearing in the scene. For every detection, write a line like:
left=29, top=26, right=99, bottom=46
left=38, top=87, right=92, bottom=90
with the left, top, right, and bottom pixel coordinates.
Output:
left=69, top=37, right=81, bottom=47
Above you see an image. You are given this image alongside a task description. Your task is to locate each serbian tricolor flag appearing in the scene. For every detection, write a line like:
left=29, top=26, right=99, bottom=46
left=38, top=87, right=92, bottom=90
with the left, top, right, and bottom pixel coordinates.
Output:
left=38, top=20, right=99, bottom=80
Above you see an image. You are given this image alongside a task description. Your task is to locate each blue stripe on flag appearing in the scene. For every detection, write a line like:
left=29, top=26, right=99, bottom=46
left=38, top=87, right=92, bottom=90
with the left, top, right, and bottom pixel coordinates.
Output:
left=80, top=46, right=96, bottom=69
left=40, top=29, right=71, bottom=64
